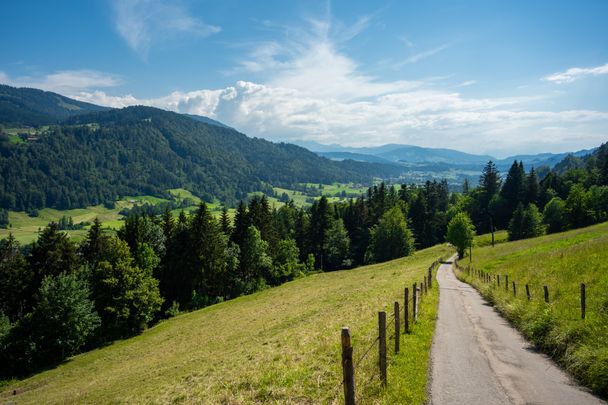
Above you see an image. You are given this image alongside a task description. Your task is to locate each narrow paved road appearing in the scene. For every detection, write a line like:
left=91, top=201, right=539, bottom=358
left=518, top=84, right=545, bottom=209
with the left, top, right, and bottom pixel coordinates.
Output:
left=430, top=259, right=605, bottom=405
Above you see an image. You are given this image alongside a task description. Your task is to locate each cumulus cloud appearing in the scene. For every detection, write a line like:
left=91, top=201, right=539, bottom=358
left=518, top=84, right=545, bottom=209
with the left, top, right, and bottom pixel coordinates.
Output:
left=543, top=63, right=608, bottom=84
left=112, top=0, right=220, bottom=58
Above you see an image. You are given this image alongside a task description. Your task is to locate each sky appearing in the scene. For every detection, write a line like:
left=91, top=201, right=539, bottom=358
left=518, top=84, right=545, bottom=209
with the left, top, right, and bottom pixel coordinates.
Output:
left=1, top=0, right=607, bottom=157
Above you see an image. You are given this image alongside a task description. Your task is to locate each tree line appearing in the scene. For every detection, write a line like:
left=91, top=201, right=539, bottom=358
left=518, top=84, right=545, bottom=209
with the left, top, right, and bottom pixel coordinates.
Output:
left=1, top=142, right=606, bottom=377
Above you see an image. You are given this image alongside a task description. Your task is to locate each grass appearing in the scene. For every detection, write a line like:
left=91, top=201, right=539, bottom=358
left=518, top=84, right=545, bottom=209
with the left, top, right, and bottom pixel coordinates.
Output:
left=474, top=229, right=508, bottom=247
left=456, top=222, right=608, bottom=397
left=0, top=244, right=452, bottom=404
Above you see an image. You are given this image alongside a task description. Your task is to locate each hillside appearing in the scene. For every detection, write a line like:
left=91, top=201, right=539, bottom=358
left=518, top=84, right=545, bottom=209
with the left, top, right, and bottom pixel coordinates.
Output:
left=0, top=104, right=402, bottom=211
left=458, top=221, right=608, bottom=396
left=0, top=84, right=109, bottom=126
left=0, top=244, right=452, bottom=404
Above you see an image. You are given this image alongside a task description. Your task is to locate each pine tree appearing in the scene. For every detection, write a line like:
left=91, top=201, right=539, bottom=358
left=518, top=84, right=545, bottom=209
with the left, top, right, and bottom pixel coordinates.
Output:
left=0, top=234, right=31, bottom=321
left=525, top=168, right=540, bottom=206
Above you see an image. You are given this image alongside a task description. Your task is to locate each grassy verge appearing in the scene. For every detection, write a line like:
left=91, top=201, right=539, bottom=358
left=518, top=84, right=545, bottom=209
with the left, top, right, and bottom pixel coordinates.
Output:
left=455, top=222, right=608, bottom=397
left=0, top=244, right=451, bottom=404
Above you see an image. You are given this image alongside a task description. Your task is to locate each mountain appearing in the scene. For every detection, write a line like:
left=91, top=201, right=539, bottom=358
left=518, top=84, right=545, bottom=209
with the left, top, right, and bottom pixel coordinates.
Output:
left=299, top=139, right=597, bottom=171
left=183, top=113, right=233, bottom=129
left=0, top=84, right=109, bottom=126
left=0, top=102, right=403, bottom=211
left=316, top=151, right=397, bottom=165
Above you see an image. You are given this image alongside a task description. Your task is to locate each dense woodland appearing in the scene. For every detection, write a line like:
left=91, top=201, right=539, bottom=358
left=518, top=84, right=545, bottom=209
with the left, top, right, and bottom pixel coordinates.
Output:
left=0, top=105, right=403, bottom=211
left=1, top=143, right=607, bottom=377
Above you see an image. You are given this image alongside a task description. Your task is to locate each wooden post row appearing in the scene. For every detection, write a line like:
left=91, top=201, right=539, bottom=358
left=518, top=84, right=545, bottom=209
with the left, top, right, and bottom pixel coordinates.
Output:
left=378, top=311, right=387, bottom=386
left=341, top=327, right=356, bottom=405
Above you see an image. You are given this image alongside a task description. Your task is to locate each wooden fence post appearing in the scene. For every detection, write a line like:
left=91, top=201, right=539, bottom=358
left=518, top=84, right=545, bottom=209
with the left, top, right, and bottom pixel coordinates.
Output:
left=543, top=286, right=549, bottom=303
left=412, top=283, right=418, bottom=322
left=580, top=283, right=586, bottom=320
left=423, top=278, right=427, bottom=295
left=525, top=284, right=530, bottom=301
left=512, top=281, right=516, bottom=297
left=394, top=302, right=400, bottom=353
left=341, top=327, right=356, bottom=405
left=428, top=267, right=433, bottom=289
left=505, top=275, right=509, bottom=291
left=378, top=311, right=387, bottom=386
left=497, top=274, right=500, bottom=286
left=404, top=287, right=410, bottom=334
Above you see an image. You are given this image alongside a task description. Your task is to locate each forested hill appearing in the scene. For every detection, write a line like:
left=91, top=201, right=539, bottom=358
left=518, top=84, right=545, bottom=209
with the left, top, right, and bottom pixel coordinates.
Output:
left=0, top=84, right=109, bottom=126
left=0, top=105, right=401, bottom=211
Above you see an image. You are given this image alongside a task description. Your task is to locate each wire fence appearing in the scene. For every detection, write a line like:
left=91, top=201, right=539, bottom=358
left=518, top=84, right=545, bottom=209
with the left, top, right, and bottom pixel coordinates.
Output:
left=455, top=261, right=608, bottom=321
left=335, top=258, right=443, bottom=405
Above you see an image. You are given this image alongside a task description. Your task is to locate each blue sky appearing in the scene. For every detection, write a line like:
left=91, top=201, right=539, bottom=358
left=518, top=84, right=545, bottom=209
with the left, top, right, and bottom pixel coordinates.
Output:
left=1, top=0, right=607, bottom=157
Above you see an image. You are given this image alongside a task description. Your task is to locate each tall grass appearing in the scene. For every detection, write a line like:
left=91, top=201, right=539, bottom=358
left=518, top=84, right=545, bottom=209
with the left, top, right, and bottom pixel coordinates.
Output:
left=458, top=222, right=608, bottom=397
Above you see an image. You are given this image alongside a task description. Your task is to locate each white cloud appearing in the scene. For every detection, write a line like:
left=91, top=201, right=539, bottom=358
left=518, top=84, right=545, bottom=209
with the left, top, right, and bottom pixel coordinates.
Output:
left=1, top=70, right=121, bottom=93
left=543, top=63, right=608, bottom=84
left=395, top=43, right=449, bottom=67
left=456, top=80, right=476, bottom=87
left=112, top=0, right=220, bottom=58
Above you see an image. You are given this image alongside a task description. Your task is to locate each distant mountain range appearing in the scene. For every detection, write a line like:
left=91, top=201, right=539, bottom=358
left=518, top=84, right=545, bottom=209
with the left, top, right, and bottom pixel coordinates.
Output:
left=294, top=140, right=597, bottom=172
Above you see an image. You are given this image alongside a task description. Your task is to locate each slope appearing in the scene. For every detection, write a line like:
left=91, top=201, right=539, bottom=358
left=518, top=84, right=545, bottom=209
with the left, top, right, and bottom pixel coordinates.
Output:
left=1, top=244, right=452, bottom=404
left=0, top=84, right=109, bottom=126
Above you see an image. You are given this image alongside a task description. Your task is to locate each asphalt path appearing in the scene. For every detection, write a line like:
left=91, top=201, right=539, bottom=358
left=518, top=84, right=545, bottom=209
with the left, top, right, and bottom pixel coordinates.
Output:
left=429, top=258, right=605, bottom=405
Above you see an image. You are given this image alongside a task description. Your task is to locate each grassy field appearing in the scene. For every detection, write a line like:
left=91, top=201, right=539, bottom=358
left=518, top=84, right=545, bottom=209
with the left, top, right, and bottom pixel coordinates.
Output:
left=457, top=222, right=608, bottom=396
left=1, top=183, right=364, bottom=245
left=0, top=244, right=452, bottom=404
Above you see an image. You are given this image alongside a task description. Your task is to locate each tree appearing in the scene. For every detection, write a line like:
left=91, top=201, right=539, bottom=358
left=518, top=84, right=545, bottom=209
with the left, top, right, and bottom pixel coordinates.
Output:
left=0, top=235, right=31, bottom=321
left=366, top=207, right=415, bottom=263
left=323, top=218, right=351, bottom=270
left=499, top=161, right=525, bottom=225
left=308, top=197, right=332, bottom=269
left=28, top=223, right=80, bottom=304
left=525, top=168, right=540, bottom=206
left=28, top=273, right=100, bottom=365
left=239, top=226, right=272, bottom=293
left=508, top=204, right=544, bottom=241
left=91, top=237, right=162, bottom=339
left=478, top=161, right=501, bottom=233
left=80, top=217, right=107, bottom=269
left=565, top=184, right=593, bottom=228
left=543, top=197, right=566, bottom=233
left=446, top=212, right=475, bottom=259
left=273, top=238, right=302, bottom=283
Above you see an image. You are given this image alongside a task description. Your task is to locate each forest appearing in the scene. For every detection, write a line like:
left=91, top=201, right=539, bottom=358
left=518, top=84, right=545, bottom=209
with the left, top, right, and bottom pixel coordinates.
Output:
left=0, top=142, right=607, bottom=378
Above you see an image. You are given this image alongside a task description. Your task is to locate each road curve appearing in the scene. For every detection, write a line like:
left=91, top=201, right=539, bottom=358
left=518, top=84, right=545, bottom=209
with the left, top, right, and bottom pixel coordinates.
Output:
left=429, top=259, right=605, bottom=405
